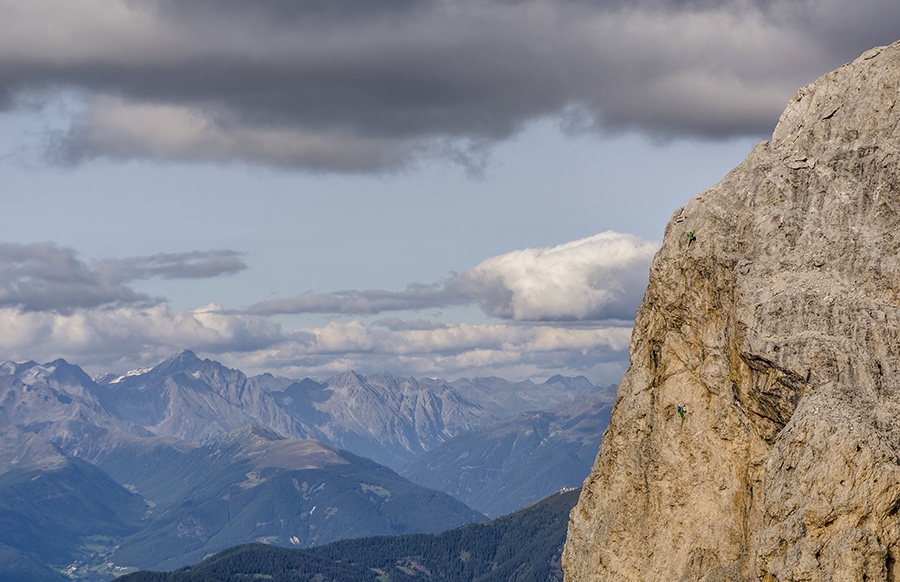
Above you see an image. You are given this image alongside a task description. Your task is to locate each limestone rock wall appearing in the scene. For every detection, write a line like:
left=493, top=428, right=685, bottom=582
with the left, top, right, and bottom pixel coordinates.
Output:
left=563, top=40, right=900, bottom=581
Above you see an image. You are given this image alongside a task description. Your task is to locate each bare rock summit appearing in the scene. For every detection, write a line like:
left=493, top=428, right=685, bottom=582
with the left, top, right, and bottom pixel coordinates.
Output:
left=563, top=40, right=900, bottom=581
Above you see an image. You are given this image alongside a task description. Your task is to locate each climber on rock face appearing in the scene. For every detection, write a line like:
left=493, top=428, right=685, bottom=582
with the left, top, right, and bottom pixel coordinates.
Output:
left=676, top=405, right=686, bottom=419
left=686, top=231, right=695, bottom=245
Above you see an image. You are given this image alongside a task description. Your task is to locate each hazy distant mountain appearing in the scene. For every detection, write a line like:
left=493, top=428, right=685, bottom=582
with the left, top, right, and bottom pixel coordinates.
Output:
left=105, top=425, right=485, bottom=571
left=92, top=350, right=310, bottom=445
left=0, top=359, right=154, bottom=460
left=0, top=423, right=485, bottom=576
left=260, top=369, right=606, bottom=469
left=400, top=389, right=615, bottom=516
left=0, top=427, right=145, bottom=572
left=448, top=374, right=602, bottom=418
left=120, top=488, right=580, bottom=582
left=268, top=372, right=494, bottom=468
left=1, top=352, right=606, bottom=475
left=92, top=352, right=539, bottom=469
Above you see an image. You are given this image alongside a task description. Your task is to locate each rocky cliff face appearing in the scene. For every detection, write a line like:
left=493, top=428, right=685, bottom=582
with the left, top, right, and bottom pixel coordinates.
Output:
left=563, top=41, right=900, bottom=581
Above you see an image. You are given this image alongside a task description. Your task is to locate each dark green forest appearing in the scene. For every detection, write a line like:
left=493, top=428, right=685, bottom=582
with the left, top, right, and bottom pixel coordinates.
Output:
left=119, top=488, right=580, bottom=582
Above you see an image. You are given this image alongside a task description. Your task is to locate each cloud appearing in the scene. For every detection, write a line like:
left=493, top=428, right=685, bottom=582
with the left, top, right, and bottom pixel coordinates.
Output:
left=0, top=303, right=632, bottom=382
left=373, top=318, right=451, bottom=331
left=260, top=319, right=634, bottom=382
left=260, top=319, right=634, bottom=380
left=2, top=0, right=898, bottom=171
left=97, top=250, right=247, bottom=281
left=247, top=231, right=659, bottom=322
left=0, top=242, right=146, bottom=312
left=0, top=242, right=246, bottom=312
left=458, top=231, right=659, bottom=321
left=0, top=303, right=286, bottom=370
left=0, top=234, right=647, bottom=381
left=51, top=96, right=430, bottom=172
left=247, top=281, right=468, bottom=316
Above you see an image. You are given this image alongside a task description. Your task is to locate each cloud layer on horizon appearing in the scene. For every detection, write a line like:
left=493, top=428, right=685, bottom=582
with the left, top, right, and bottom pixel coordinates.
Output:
left=0, top=233, right=653, bottom=382
left=2, top=0, right=899, bottom=172
left=0, top=303, right=633, bottom=383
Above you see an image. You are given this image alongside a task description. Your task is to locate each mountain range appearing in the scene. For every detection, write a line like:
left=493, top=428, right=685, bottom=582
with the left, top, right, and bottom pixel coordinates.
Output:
left=0, top=351, right=613, bottom=579
left=90, top=350, right=602, bottom=470
left=0, top=422, right=483, bottom=578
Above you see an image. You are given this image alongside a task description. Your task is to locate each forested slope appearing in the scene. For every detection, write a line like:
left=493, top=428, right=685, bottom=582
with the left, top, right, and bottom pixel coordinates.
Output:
left=120, top=488, right=579, bottom=582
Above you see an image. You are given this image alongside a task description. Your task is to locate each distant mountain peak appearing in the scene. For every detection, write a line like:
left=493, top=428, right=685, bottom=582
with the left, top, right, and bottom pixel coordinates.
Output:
left=170, top=349, right=200, bottom=363
left=2, top=359, right=95, bottom=391
left=151, top=350, right=203, bottom=375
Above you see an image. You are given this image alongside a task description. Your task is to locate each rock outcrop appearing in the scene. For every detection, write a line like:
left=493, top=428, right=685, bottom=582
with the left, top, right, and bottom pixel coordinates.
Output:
left=563, top=40, right=900, bottom=581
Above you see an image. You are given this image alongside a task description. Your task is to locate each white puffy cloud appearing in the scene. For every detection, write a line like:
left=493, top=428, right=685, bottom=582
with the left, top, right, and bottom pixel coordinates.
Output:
left=248, top=231, right=659, bottom=322
left=459, top=231, right=658, bottom=321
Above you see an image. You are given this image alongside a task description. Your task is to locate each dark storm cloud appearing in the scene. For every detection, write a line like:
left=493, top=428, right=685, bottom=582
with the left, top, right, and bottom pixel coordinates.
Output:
left=0, top=243, right=246, bottom=312
left=148, top=0, right=428, bottom=27
left=2, top=0, right=899, bottom=171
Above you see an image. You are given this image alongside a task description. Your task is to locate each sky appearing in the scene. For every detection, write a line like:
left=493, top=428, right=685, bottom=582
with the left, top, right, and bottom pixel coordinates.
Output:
left=1, top=0, right=898, bottom=384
